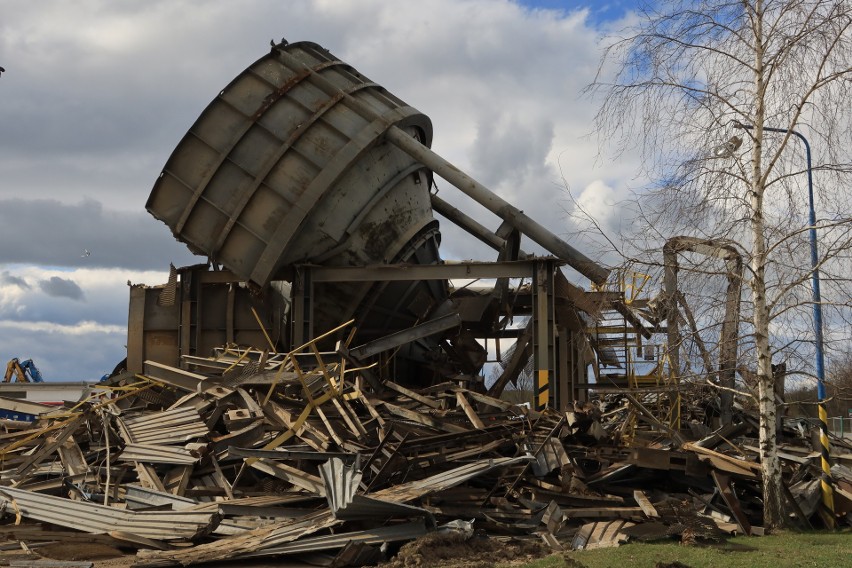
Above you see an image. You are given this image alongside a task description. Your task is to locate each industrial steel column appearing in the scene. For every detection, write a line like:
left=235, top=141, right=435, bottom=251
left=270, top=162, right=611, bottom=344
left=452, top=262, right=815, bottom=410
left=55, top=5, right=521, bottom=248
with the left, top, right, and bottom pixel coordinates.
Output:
left=533, top=260, right=556, bottom=410
left=557, top=327, right=570, bottom=411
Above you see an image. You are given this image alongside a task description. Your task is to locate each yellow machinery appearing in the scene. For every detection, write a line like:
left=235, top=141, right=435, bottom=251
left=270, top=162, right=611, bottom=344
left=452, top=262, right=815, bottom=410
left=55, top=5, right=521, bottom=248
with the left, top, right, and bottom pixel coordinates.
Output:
left=3, top=358, right=44, bottom=383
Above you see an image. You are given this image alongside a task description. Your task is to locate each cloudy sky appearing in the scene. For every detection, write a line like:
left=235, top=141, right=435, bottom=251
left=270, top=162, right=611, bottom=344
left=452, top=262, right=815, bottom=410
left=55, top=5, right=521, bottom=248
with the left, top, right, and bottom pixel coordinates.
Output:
left=0, top=0, right=644, bottom=380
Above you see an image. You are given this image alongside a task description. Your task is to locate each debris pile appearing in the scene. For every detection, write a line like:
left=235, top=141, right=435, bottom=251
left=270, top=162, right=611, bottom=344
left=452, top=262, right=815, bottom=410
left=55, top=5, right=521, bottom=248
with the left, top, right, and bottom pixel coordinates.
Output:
left=0, top=330, right=849, bottom=566
left=3, top=39, right=850, bottom=568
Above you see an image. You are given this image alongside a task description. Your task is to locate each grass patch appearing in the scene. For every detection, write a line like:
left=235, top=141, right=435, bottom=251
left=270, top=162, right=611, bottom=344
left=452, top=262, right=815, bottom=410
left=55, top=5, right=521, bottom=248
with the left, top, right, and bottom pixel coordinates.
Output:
left=505, top=530, right=852, bottom=568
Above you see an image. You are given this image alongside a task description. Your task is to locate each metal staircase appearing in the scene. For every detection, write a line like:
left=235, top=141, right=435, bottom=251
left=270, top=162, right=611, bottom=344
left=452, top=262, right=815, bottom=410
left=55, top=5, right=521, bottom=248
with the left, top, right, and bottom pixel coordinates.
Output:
left=590, top=271, right=680, bottom=429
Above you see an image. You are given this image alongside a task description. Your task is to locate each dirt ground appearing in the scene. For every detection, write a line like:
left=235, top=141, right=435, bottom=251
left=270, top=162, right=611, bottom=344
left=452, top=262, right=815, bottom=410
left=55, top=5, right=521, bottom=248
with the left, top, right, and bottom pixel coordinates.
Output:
left=379, top=532, right=549, bottom=568
left=0, top=531, right=551, bottom=568
left=0, top=541, right=136, bottom=567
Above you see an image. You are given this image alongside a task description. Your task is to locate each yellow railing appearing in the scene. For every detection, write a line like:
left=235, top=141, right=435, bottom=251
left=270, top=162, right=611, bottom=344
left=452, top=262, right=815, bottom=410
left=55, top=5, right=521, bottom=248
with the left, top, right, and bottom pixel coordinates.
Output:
left=607, top=270, right=683, bottom=435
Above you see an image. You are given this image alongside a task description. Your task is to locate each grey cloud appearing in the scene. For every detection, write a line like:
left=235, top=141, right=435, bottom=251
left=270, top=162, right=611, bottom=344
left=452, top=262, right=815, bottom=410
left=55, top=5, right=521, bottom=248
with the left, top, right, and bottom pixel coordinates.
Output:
left=38, top=276, right=84, bottom=300
left=1, top=271, right=30, bottom=289
left=6, top=284, right=131, bottom=327
left=0, top=323, right=125, bottom=381
left=470, top=114, right=556, bottom=190
left=0, top=198, right=200, bottom=271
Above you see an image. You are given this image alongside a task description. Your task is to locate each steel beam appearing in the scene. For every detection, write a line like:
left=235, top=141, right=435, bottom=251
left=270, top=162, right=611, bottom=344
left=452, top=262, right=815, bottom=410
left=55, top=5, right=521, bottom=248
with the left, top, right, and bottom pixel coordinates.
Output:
left=533, top=260, right=556, bottom=410
left=349, top=313, right=462, bottom=359
left=387, top=126, right=610, bottom=285
left=305, top=260, right=546, bottom=283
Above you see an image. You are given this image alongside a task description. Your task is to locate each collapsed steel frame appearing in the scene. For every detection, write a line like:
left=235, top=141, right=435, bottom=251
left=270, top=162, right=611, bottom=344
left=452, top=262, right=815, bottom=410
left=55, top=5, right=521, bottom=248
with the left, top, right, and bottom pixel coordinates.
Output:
left=130, top=40, right=663, bottom=413
left=128, top=258, right=620, bottom=411
left=664, top=236, right=743, bottom=423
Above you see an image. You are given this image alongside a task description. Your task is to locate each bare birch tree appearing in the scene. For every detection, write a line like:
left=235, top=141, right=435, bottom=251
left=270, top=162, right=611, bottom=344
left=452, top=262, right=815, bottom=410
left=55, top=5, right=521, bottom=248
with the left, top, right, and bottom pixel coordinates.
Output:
left=588, top=0, right=852, bottom=529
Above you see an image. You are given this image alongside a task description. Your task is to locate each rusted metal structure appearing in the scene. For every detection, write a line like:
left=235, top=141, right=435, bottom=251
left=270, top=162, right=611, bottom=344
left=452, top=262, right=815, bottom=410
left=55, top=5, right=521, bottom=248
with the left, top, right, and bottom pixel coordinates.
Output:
left=663, top=236, right=743, bottom=424
left=138, top=41, right=614, bottom=410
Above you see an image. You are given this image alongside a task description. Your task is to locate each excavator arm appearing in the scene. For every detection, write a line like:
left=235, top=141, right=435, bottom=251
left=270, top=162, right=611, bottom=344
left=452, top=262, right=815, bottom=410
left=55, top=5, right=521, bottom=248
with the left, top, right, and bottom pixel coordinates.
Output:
left=4, top=359, right=24, bottom=382
left=3, top=358, right=44, bottom=383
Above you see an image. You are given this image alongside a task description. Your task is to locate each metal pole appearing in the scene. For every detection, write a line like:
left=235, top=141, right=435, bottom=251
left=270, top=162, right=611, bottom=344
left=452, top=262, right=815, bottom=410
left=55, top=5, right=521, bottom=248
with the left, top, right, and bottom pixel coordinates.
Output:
left=735, top=122, right=835, bottom=524
left=386, top=126, right=611, bottom=286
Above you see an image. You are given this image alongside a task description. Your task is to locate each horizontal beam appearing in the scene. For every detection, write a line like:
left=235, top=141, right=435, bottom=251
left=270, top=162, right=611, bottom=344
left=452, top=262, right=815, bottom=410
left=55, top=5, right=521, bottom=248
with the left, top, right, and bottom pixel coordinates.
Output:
left=303, top=259, right=558, bottom=283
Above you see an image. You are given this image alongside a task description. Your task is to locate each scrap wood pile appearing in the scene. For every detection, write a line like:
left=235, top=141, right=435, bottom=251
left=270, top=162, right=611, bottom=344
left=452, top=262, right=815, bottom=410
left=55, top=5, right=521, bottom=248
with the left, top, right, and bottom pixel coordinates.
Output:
left=0, top=336, right=850, bottom=566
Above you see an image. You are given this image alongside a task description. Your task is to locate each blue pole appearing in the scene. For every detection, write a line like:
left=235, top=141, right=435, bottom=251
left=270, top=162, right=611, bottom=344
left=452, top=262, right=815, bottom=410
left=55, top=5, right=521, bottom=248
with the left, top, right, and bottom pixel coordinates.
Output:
left=782, top=130, right=827, bottom=402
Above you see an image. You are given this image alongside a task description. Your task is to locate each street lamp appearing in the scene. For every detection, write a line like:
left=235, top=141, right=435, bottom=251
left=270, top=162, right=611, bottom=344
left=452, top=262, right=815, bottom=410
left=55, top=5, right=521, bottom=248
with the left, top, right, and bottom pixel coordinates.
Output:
left=730, top=121, right=835, bottom=524
left=733, top=123, right=824, bottom=394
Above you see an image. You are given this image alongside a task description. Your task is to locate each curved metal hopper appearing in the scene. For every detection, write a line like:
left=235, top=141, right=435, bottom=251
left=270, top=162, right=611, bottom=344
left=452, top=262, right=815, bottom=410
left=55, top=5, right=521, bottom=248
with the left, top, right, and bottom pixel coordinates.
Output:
left=147, top=41, right=449, bottom=343
left=147, top=41, right=437, bottom=286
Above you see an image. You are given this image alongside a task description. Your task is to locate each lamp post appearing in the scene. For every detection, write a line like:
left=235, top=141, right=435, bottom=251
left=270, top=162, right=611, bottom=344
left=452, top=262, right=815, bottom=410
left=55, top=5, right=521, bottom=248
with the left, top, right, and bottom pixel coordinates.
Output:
left=732, top=121, right=835, bottom=525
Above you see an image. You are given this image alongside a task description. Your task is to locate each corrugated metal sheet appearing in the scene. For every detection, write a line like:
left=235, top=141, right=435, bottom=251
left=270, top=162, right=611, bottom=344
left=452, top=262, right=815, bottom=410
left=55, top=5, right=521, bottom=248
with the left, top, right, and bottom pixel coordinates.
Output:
left=319, top=457, right=431, bottom=521
left=118, top=443, right=201, bottom=465
left=123, top=485, right=281, bottom=537
left=0, top=486, right=221, bottom=541
left=374, top=455, right=532, bottom=502
left=125, top=484, right=197, bottom=510
left=529, top=438, right=570, bottom=477
left=240, top=519, right=428, bottom=558
left=121, top=406, right=208, bottom=444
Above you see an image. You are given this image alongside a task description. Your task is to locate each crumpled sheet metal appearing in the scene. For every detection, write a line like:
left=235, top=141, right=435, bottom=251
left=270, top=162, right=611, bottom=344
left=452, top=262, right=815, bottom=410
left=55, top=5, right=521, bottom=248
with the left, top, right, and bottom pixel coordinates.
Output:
left=0, top=485, right=221, bottom=541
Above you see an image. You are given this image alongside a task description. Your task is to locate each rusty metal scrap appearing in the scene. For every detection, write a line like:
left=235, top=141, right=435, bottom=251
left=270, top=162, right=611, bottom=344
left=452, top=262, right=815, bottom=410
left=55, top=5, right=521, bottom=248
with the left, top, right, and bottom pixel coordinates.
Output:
left=0, top=335, right=849, bottom=566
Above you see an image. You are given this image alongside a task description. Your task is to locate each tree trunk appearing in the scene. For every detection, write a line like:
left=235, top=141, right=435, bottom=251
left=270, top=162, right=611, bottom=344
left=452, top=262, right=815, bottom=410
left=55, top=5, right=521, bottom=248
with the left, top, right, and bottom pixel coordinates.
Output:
left=751, top=2, right=784, bottom=529
left=753, top=264, right=785, bottom=530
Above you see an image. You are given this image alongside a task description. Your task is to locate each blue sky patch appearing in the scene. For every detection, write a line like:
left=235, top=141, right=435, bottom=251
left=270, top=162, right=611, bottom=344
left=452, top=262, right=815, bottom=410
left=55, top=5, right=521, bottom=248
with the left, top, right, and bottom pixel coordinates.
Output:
left=515, top=0, right=636, bottom=24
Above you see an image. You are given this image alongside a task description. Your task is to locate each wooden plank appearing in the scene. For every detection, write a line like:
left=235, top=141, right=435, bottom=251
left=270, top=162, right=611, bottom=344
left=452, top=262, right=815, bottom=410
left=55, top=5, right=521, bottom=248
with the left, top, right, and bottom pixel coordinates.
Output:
left=262, top=401, right=329, bottom=451
left=315, top=406, right=344, bottom=446
left=9, top=559, right=95, bottom=567
left=209, top=454, right=234, bottom=500
left=340, top=398, right=368, bottom=437
left=248, top=458, right=326, bottom=496
left=14, top=415, right=85, bottom=475
left=163, top=465, right=193, bottom=497
left=135, top=510, right=340, bottom=566
left=571, top=520, right=634, bottom=550
left=385, top=381, right=441, bottom=409
left=562, top=507, right=644, bottom=520
left=379, top=401, right=467, bottom=434
left=711, top=470, right=751, bottom=535
left=57, top=435, right=90, bottom=476
left=331, top=397, right=365, bottom=439
left=357, top=391, right=386, bottom=430
left=633, top=490, right=659, bottom=519
left=455, top=392, right=485, bottom=430
left=462, top=389, right=515, bottom=411
left=684, top=443, right=759, bottom=479
left=135, top=462, right=167, bottom=493
left=538, top=530, right=563, bottom=551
